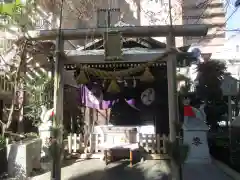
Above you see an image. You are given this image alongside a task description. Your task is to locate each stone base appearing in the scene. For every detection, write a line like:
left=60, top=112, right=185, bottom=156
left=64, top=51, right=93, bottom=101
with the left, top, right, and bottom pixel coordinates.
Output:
left=183, top=130, right=211, bottom=164
left=185, top=157, right=212, bottom=164
left=39, top=129, right=51, bottom=158
left=7, top=138, right=42, bottom=178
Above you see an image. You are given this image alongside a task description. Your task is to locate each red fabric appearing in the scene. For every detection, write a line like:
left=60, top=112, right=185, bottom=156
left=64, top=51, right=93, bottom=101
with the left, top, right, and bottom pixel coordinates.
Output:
left=51, top=111, right=54, bottom=117
left=184, top=105, right=195, bottom=117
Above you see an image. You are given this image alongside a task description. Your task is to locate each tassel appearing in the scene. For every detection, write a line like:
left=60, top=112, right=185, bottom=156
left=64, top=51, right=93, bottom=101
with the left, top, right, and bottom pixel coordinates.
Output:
left=107, top=79, right=120, bottom=93
left=76, top=69, right=89, bottom=84
left=140, top=67, right=154, bottom=82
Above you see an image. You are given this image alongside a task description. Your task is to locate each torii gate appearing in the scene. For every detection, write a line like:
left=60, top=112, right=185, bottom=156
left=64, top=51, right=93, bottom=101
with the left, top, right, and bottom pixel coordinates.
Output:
left=24, top=24, right=207, bottom=179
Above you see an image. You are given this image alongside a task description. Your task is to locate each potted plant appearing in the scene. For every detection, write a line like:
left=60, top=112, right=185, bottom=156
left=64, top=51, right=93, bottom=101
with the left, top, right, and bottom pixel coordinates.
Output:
left=0, top=136, right=7, bottom=174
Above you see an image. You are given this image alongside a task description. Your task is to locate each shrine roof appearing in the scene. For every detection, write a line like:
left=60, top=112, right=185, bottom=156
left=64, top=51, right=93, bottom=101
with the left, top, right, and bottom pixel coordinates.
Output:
left=64, top=37, right=191, bottom=68
left=77, top=37, right=168, bottom=50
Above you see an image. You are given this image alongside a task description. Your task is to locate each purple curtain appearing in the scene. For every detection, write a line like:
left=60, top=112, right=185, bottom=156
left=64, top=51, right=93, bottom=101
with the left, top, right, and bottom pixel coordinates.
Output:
left=79, top=85, right=135, bottom=110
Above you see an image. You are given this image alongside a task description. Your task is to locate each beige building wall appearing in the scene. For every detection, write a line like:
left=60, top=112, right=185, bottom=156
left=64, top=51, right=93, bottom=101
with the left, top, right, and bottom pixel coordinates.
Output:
left=62, top=0, right=225, bottom=50
left=139, top=0, right=183, bottom=47
left=62, top=0, right=183, bottom=48
left=182, top=0, right=225, bottom=53
left=0, top=0, right=226, bottom=53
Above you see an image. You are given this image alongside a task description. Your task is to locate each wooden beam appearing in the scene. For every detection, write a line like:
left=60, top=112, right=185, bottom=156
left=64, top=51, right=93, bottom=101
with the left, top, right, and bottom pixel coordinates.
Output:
left=65, top=48, right=169, bottom=64
left=26, top=25, right=208, bottom=41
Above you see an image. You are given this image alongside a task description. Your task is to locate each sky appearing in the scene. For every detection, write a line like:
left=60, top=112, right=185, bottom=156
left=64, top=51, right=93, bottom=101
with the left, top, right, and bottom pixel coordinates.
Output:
left=226, top=0, right=240, bottom=38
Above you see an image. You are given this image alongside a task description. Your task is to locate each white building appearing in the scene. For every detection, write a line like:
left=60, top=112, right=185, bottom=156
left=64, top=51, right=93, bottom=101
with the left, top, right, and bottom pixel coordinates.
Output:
left=212, top=33, right=240, bottom=80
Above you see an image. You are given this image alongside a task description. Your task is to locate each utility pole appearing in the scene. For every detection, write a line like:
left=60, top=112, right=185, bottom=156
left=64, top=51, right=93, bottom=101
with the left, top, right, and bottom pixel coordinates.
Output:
left=167, top=0, right=180, bottom=179
left=51, top=0, right=64, bottom=179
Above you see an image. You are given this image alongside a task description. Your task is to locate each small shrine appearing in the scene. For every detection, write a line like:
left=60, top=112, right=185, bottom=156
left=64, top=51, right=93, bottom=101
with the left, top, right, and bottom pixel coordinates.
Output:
left=67, top=33, right=193, bottom=135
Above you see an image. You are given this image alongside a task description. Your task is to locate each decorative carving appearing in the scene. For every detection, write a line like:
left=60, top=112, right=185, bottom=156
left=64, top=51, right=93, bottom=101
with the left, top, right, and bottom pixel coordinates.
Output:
left=192, top=137, right=202, bottom=146
left=141, top=88, right=155, bottom=106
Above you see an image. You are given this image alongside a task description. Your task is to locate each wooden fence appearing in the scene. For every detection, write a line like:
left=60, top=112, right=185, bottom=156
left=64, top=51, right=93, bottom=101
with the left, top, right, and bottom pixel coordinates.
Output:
left=67, top=133, right=83, bottom=154
left=139, top=133, right=168, bottom=154
left=67, top=133, right=168, bottom=154
left=0, top=75, right=14, bottom=94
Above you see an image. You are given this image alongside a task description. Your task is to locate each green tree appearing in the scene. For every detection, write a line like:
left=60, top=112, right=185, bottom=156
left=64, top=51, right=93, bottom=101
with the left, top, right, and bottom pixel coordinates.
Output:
left=0, top=1, right=52, bottom=134
left=24, top=74, right=53, bottom=126
left=176, top=73, right=192, bottom=96
left=196, top=60, right=227, bottom=129
left=196, top=60, right=226, bottom=101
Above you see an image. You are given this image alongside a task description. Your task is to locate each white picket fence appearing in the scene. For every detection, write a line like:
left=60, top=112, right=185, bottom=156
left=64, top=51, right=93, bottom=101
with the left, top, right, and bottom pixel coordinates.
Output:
left=139, top=134, right=168, bottom=154
left=67, top=133, right=83, bottom=154
left=67, top=133, right=168, bottom=155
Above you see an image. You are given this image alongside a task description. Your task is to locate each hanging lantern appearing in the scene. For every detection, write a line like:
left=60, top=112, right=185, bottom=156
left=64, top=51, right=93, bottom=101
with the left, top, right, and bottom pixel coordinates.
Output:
left=76, top=69, right=89, bottom=85
left=140, top=67, right=155, bottom=82
left=107, top=79, right=120, bottom=93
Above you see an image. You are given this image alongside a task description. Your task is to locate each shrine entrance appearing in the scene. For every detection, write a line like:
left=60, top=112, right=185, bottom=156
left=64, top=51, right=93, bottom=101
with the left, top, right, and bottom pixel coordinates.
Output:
left=61, top=36, right=185, bottom=169
left=24, top=15, right=208, bottom=178
left=67, top=37, right=187, bottom=135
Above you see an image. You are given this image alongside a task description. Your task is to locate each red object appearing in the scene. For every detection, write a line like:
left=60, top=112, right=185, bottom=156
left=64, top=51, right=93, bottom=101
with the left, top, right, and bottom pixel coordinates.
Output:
left=184, top=105, right=195, bottom=117
left=51, top=111, right=54, bottom=117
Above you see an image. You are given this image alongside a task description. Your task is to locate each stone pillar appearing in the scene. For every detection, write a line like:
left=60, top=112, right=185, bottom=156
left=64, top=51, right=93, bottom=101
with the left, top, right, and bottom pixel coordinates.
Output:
left=38, top=124, right=52, bottom=158
left=7, top=139, right=42, bottom=178
left=182, top=116, right=211, bottom=164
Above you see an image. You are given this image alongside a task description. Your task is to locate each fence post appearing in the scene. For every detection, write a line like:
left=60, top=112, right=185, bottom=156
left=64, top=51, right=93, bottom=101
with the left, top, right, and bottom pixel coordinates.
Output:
left=156, top=134, right=160, bottom=154
left=90, top=133, right=95, bottom=153
left=139, top=133, right=143, bottom=147
left=145, top=135, right=149, bottom=152
left=77, top=134, right=82, bottom=151
left=95, top=134, right=99, bottom=152
left=5, top=138, right=9, bottom=146
left=163, top=134, right=167, bottom=154
left=129, top=150, right=133, bottom=167
left=68, top=134, right=72, bottom=154
left=151, top=134, right=155, bottom=153
left=73, top=133, right=77, bottom=153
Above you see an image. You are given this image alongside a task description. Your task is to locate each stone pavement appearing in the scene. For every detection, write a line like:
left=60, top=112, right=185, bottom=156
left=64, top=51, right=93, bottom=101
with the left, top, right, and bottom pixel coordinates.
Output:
left=30, top=159, right=234, bottom=180
left=31, top=159, right=170, bottom=180
left=182, top=163, right=233, bottom=180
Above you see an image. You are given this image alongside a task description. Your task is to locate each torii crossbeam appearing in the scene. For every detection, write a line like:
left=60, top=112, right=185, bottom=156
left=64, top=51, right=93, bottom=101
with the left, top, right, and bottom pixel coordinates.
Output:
left=25, top=24, right=208, bottom=40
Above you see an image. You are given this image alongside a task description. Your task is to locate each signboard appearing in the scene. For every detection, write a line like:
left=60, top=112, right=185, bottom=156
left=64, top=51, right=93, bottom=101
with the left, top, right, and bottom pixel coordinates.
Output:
left=221, top=75, right=238, bottom=96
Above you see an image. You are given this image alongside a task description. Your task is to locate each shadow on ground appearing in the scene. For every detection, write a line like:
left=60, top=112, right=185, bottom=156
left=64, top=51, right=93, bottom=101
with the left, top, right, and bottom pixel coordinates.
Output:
left=69, top=160, right=169, bottom=180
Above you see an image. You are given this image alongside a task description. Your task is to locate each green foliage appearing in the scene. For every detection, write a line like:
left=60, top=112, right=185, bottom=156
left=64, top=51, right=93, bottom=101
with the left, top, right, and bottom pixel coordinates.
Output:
left=0, top=136, right=6, bottom=149
left=177, top=74, right=192, bottom=95
left=24, top=74, right=53, bottom=126
left=0, top=0, right=26, bottom=16
left=196, top=60, right=227, bottom=101
left=24, top=132, right=38, bottom=138
left=0, top=0, right=37, bottom=35
left=204, top=102, right=227, bottom=129
left=166, top=140, right=189, bottom=166
left=195, top=60, right=227, bottom=129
